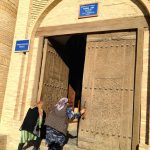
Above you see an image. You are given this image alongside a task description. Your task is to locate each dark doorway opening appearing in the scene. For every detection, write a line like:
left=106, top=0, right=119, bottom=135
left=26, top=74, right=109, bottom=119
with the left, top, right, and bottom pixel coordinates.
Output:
left=48, top=34, right=86, bottom=108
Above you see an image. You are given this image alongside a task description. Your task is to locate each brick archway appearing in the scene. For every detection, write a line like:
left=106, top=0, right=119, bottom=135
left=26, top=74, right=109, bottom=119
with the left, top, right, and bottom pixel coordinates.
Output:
left=30, top=1, right=150, bottom=149
left=30, top=0, right=150, bottom=40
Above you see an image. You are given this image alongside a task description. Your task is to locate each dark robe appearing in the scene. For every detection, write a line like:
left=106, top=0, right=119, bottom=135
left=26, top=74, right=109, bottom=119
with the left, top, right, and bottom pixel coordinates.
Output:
left=20, top=107, right=46, bottom=139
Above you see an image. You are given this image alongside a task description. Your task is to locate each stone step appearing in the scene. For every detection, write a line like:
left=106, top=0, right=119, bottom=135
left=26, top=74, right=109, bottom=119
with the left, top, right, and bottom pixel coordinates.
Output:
left=0, top=134, right=7, bottom=150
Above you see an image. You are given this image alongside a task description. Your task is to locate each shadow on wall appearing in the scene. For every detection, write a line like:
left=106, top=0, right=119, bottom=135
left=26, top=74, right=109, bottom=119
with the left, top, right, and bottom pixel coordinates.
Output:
left=0, top=135, right=7, bottom=150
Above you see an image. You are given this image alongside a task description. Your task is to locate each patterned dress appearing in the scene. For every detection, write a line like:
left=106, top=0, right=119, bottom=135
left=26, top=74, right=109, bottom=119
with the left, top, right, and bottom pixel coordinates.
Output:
left=45, top=107, right=80, bottom=146
left=20, top=118, right=42, bottom=143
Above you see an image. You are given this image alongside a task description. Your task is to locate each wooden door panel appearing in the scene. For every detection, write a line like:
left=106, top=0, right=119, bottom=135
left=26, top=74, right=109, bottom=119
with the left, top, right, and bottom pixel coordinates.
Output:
left=39, top=39, right=69, bottom=114
left=78, top=31, right=136, bottom=150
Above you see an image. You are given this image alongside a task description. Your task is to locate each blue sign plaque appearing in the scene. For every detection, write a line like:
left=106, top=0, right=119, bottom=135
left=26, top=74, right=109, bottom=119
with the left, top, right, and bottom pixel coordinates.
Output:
left=79, top=3, right=98, bottom=18
left=15, top=40, right=30, bottom=52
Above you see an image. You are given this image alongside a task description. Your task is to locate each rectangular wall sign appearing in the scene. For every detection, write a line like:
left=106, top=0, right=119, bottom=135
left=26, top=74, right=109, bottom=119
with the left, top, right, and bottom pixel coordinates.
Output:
left=79, top=3, right=98, bottom=18
left=15, top=40, right=30, bottom=52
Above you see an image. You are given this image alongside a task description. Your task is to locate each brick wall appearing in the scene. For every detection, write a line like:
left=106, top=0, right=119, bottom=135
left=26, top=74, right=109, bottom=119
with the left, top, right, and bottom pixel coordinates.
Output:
left=0, top=0, right=18, bottom=121
left=1, top=0, right=31, bottom=127
left=40, top=0, right=144, bottom=27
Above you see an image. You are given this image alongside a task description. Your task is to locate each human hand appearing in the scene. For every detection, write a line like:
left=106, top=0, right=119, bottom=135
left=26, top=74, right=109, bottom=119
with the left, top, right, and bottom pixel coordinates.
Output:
left=38, top=109, right=43, bottom=116
left=80, top=108, right=86, bottom=115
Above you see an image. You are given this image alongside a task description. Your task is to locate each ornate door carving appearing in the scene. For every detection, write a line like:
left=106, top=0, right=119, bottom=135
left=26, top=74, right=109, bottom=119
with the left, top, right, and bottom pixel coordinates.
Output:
left=38, top=39, right=69, bottom=114
left=78, top=31, right=136, bottom=150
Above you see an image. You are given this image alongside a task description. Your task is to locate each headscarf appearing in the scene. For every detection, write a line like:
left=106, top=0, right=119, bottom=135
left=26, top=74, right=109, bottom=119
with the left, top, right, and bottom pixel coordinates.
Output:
left=55, top=97, right=68, bottom=111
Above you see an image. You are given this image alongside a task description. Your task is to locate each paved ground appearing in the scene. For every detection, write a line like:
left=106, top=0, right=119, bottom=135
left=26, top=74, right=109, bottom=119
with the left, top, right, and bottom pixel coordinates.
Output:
left=0, top=122, right=86, bottom=150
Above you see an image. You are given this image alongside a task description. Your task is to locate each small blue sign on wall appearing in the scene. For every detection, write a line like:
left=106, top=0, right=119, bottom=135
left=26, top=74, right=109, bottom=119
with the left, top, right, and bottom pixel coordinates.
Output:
left=79, top=3, right=98, bottom=18
left=15, top=40, right=30, bottom=52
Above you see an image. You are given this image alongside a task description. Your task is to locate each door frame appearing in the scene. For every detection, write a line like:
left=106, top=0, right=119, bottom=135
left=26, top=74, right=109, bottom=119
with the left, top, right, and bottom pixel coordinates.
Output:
left=36, top=16, right=148, bottom=37
left=35, top=16, right=146, bottom=149
left=37, top=38, right=48, bottom=101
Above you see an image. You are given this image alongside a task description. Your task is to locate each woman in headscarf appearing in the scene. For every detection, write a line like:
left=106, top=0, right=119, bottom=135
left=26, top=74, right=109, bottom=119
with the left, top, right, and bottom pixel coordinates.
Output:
left=18, top=100, right=46, bottom=150
left=45, top=97, right=85, bottom=150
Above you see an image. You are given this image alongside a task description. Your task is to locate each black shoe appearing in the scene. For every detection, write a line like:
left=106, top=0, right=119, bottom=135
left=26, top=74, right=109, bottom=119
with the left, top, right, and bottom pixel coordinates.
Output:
left=18, top=143, right=25, bottom=150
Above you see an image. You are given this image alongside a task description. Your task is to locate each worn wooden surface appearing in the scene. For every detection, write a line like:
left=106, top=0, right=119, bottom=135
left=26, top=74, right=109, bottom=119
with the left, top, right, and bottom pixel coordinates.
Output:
left=78, top=31, right=137, bottom=150
left=38, top=39, right=69, bottom=114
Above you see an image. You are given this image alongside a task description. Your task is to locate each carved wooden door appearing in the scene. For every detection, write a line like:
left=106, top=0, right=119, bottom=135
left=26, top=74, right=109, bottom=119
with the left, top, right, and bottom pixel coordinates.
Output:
left=78, top=31, right=136, bottom=150
left=38, top=39, right=69, bottom=114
